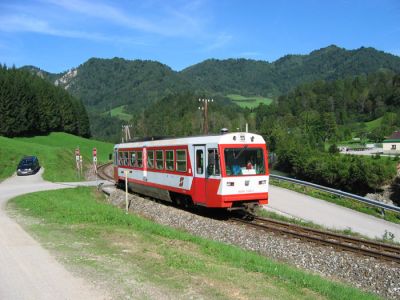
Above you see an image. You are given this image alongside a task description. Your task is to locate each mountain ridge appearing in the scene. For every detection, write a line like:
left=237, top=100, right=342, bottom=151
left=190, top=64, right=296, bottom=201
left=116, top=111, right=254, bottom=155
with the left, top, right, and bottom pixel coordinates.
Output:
left=21, top=45, right=400, bottom=126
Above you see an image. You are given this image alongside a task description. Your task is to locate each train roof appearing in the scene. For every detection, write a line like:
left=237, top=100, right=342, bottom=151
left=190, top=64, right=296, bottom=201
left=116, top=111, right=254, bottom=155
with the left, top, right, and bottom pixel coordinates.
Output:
left=114, top=132, right=266, bottom=149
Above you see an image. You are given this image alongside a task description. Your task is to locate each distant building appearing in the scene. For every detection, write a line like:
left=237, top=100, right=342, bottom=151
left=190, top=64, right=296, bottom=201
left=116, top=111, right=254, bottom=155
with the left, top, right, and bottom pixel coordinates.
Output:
left=383, top=131, right=400, bottom=154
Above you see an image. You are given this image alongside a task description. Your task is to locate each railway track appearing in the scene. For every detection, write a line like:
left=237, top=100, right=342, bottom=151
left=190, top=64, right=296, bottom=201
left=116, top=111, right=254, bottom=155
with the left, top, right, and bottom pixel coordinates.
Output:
left=97, top=162, right=114, bottom=181
left=231, top=216, right=400, bottom=264
left=96, top=162, right=400, bottom=264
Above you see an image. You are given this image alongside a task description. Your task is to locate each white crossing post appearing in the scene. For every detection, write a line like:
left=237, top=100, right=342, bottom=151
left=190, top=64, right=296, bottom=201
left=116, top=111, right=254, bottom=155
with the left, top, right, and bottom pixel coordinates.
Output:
left=125, top=170, right=129, bottom=213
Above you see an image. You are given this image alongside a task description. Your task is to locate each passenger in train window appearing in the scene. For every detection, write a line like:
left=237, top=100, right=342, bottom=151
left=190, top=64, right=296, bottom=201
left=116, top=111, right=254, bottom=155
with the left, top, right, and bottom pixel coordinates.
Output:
left=232, top=165, right=241, bottom=175
left=246, top=160, right=253, bottom=169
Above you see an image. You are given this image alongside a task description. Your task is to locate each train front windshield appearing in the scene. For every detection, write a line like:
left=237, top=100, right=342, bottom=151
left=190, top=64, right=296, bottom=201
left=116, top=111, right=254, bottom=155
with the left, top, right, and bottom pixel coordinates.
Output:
left=224, top=147, right=265, bottom=176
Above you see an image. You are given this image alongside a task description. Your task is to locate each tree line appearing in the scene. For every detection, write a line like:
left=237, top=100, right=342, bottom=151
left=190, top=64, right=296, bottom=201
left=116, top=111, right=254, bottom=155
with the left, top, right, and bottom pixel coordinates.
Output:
left=132, top=92, right=248, bottom=138
left=0, top=65, right=90, bottom=137
left=255, top=71, right=400, bottom=193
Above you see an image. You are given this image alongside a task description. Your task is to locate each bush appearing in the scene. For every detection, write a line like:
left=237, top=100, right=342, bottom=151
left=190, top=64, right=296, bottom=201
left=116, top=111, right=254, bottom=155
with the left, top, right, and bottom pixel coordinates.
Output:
left=328, top=144, right=339, bottom=154
left=277, top=146, right=396, bottom=194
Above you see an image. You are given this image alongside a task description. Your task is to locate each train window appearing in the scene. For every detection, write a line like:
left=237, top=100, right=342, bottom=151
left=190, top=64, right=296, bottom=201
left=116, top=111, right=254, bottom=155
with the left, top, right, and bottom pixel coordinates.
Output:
left=120, top=152, right=128, bottom=166
left=147, top=150, right=154, bottom=169
left=118, top=152, right=123, bottom=165
left=125, top=152, right=129, bottom=165
left=137, top=151, right=143, bottom=168
left=224, top=147, right=265, bottom=176
left=156, top=150, right=164, bottom=170
left=196, top=149, right=204, bottom=174
left=114, top=151, right=118, bottom=166
left=130, top=152, right=136, bottom=166
left=176, top=150, right=187, bottom=172
left=207, top=149, right=220, bottom=176
left=166, top=150, right=174, bottom=171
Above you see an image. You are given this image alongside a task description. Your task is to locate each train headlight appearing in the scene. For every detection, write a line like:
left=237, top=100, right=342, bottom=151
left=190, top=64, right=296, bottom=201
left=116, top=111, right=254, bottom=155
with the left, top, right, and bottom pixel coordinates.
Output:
left=227, top=182, right=235, bottom=186
left=258, top=180, right=266, bottom=185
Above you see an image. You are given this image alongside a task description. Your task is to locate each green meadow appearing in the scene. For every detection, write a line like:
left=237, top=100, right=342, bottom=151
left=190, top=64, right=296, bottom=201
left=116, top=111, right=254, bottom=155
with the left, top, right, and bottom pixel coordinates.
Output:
left=227, top=94, right=273, bottom=109
left=363, top=117, right=383, bottom=131
left=103, top=105, right=132, bottom=121
left=0, top=132, right=113, bottom=182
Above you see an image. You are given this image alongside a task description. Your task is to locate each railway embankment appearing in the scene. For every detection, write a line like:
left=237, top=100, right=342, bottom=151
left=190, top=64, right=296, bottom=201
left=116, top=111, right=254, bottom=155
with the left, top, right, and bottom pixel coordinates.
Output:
left=108, top=189, right=400, bottom=299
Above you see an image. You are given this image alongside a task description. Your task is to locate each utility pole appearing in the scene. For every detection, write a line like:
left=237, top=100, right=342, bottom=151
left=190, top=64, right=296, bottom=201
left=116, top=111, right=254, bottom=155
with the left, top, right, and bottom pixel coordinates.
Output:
left=198, top=98, right=213, bottom=135
left=121, top=125, right=132, bottom=143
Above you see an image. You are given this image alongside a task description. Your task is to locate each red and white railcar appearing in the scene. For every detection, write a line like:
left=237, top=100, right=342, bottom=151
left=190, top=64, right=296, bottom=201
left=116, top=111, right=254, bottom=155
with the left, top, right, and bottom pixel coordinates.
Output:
left=113, top=132, right=269, bottom=211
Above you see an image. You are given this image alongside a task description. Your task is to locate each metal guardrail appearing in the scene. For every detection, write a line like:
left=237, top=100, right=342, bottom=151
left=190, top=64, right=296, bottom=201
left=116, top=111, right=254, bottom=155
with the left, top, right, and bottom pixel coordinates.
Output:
left=270, top=174, right=400, bottom=214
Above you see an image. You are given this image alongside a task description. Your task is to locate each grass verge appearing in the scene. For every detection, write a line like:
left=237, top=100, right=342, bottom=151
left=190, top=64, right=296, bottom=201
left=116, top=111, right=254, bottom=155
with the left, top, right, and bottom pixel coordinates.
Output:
left=8, top=187, right=379, bottom=299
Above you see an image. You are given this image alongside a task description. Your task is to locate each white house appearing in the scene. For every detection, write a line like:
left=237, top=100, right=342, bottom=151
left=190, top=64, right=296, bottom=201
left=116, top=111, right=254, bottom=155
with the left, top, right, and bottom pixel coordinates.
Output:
left=383, top=131, right=400, bottom=155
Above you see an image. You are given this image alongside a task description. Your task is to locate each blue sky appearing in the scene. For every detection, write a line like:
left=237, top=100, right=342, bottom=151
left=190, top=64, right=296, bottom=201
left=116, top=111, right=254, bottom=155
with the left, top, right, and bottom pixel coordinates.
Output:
left=0, top=0, right=399, bottom=73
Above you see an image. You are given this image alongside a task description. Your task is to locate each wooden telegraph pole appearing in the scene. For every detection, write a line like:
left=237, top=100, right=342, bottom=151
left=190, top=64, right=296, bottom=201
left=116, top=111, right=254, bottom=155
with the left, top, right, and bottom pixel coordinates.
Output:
left=198, top=98, right=213, bottom=135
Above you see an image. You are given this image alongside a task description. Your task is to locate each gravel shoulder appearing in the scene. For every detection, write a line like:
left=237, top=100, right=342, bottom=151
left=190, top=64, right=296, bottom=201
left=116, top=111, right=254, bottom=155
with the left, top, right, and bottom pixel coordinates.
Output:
left=0, top=169, right=109, bottom=300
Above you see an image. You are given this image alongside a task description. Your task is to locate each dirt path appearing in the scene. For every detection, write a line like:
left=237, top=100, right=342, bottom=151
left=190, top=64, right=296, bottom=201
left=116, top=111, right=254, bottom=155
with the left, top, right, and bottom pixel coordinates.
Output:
left=0, top=169, right=109, bottom=300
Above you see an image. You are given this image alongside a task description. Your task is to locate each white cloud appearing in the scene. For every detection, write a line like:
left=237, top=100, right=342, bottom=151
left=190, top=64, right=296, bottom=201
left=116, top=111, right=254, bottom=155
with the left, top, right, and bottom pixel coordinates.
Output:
left=44, top=0, right=205, bottom=38
left=0, top=14, right=148, bottom=45
left=0, top=15, right=102, bottom=40
left=0, top=0, right=232, bottom=50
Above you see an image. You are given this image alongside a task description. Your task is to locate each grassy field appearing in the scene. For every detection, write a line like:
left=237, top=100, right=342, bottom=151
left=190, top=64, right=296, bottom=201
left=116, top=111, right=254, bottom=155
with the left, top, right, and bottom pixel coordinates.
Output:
left=8, top=187, right=378, bottom=300
left=103, top=105, right=132, bottom=121
left=364, top=117, right=383, bottom=131
left=0, top=132, right=113, bottom=182
left=227, top=94, right=273, bottom=109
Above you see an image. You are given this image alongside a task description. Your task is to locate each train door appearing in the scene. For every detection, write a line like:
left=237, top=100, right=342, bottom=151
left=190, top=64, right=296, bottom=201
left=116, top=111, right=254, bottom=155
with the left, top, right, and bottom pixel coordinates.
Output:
left=113, top=149, right=119, bottom=179
left=192, top=145, right=206, bottom=204
left=205, top=147, right=221, bottom=206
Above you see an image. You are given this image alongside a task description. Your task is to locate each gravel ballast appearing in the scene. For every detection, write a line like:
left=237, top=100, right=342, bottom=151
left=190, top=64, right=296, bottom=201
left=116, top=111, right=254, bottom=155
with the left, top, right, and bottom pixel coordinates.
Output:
left=107, top=188, right=400, bottom=299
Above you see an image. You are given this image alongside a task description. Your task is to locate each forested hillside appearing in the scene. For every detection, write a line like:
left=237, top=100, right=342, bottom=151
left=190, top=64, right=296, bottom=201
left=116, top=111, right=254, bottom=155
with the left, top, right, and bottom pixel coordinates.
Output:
left=0, top=66, right=90, bottom=137
left=20, top=65, right=62, bottom=83
left=181, top=45, right=400, bottom=97
left=54, top=58, right=191, bottom=113
left=132, top=93, right=248, bottom=137
left=21, top=45, right=400, bottom=142
left=254, top=70, right=400, bottom=194
left=256, top=70, right=400, bottom=145
left=26, top=45, right=400, bottom=114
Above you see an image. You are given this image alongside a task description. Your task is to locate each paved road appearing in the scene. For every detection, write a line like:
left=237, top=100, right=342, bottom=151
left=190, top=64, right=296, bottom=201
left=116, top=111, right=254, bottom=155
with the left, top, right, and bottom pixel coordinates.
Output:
left=0, top=169, right=108, bottom=300
left=267, top=185, right=400, bottom=242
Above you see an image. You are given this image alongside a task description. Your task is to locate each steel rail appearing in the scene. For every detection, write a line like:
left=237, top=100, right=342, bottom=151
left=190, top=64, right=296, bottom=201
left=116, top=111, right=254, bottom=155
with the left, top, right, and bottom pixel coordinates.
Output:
left=270, top=174, right=400, bottom=214
left=232, top=216, right=400, bottom=264
left=97, top=162, right=114, bottom=181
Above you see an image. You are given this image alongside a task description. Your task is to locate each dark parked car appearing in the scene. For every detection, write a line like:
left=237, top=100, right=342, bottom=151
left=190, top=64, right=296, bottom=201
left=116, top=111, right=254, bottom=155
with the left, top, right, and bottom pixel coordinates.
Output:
left=17, top=156, right=40, bottom=176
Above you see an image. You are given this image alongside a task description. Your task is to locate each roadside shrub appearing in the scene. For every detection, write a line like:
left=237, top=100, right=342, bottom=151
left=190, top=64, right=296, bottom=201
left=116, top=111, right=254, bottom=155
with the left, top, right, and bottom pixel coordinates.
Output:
left=328, top=144, right=339, bottom=154
left=276, top=147, right=396, bottom=194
